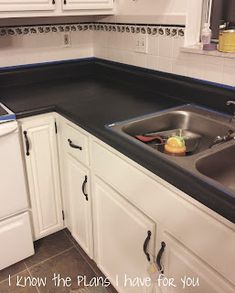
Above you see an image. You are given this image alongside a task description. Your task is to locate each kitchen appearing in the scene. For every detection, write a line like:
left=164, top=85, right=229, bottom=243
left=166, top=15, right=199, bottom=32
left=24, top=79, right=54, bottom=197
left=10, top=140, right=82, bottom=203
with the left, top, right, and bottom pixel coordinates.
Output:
left=0, top=0, right=235, bottom=292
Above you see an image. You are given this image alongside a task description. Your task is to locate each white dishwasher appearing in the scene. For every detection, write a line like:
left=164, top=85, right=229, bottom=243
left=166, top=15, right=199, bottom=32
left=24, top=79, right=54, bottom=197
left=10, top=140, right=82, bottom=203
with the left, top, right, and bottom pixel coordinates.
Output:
left=0, top=103, right=34, bottom=270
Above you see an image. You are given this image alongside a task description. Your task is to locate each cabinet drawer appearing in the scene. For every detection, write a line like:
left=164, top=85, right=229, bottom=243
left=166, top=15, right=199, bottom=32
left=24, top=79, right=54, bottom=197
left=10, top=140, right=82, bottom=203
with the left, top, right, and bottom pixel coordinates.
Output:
left=0, top=212, right=34, bottom=270
left=91, top=140, right=235, bottom=285
left=64, top=123, right=89, bottom=166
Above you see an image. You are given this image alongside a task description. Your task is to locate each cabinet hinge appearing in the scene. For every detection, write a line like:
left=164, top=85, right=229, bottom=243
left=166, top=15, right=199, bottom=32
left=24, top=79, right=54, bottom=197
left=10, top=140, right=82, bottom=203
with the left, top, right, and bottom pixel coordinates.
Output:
left=62, top=210, right=65, bottom=221
left=55, top=121, right=58, bottom=134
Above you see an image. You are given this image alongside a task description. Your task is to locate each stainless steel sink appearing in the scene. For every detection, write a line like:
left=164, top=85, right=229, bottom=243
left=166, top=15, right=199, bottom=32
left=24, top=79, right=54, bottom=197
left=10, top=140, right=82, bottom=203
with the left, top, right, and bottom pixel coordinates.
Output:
left=107, top=104, right=235, bottom=207
left=196, top=145, right=235, bottom=192
left=109, top=105, right=234, bottom=157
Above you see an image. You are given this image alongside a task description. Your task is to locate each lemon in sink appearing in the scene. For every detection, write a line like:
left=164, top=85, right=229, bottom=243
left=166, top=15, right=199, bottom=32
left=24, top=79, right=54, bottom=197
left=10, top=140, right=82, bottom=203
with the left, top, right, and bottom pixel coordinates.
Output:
left=164, top=136, right=186, bottom=156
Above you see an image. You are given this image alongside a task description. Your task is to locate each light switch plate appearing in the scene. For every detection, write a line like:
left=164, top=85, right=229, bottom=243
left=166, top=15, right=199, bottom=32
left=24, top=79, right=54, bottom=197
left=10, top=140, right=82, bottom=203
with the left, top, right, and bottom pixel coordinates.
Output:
left=63, top=33, right=71, bottom=47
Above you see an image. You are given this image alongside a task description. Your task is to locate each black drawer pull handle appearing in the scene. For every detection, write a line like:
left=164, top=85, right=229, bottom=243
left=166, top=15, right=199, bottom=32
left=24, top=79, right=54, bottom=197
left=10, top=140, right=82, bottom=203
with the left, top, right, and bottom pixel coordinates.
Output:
left=68, top=139, right=82, bottom=150
left=23, top=131, right=30, bottom=156
left=156, top=241, right=166, bottom=274
left=64, top=0, right=67, bottom=4
left=143, top=230, right=151, bottom=262
left=82, top=175, right=88, bottom=201
left=52, top=0, right=55, bottom=4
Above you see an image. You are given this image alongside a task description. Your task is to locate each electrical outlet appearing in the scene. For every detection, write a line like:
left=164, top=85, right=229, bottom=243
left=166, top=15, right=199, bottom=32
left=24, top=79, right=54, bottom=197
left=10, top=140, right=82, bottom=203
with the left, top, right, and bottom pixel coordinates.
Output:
left=63, top=33, right=71, bottom=47
left=135, top=35, right=148, bottom=53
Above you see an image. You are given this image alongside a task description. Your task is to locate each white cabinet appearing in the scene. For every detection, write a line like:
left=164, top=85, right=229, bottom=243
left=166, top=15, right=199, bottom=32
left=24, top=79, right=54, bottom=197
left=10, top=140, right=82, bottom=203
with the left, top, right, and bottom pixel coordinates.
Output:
left=0, top=0, right=56, bottom=12
left=62, top=0, right=113, bottom=11
left=0, top=0, right=113, bottom=17
left=91, top=138, right=235, bottom=291
left=65, top=154, right=92, bottom=256
left=17, top=112, right=235, bottom=292
left=58, top=117, right=93, bottom=257
left=153, top=232, right=234, bottom=293
left=93, top=177, right=156, bottom=293
left=64, top=122, right=90, bottom=167
left=21, top=115, right=63, bottom=240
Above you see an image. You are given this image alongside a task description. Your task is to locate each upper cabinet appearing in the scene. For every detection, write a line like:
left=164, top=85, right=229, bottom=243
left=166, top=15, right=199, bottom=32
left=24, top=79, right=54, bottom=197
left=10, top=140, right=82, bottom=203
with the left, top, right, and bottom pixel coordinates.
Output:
left=0, top=0, right=114, bottom=17
left=62, top=0, right=113, bottom=11
left=0, top=0, right=55, bottom=12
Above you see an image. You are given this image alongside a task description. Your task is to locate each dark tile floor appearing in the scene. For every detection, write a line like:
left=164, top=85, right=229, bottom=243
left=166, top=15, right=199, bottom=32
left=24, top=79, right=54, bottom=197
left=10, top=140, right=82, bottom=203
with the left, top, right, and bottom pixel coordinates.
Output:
left=0, top=229, right=118, bottom=293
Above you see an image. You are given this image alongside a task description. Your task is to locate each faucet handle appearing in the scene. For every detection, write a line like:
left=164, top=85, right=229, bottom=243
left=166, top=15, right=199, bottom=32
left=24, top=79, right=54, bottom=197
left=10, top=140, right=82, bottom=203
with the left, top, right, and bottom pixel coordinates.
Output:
left=227, top=101, right=235, bottom=123
left=226, top=100, right=235, bottom=106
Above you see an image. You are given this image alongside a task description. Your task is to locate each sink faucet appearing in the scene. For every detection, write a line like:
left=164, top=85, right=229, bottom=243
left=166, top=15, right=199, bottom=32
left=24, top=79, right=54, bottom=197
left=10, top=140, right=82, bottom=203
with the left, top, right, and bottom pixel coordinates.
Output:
left=209, top=129, right=235, bottom=148
left=226, top=100, right=235, bottom=123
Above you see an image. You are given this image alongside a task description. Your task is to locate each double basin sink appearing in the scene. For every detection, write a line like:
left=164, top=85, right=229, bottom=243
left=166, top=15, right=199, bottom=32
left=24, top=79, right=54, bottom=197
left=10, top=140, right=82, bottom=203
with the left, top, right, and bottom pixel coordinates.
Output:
left=108, top=105, right=235, bottom=193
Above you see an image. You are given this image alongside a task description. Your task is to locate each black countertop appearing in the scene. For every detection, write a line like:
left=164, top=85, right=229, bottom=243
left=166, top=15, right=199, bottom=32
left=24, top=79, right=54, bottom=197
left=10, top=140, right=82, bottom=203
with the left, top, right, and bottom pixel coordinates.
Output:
left=0, top=58, right=235, bottom=223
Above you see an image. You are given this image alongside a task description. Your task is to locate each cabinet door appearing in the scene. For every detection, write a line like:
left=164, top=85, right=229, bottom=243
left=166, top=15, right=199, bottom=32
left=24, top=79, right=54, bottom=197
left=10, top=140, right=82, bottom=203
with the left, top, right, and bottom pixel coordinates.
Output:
left=62, top=0, right=113, bottom=11
left=0, top=0, right=55, bottom=12
left=65, top=154, right=92, bottom=257
left=21, top=116, right=63, bottom=240
left=153, top=232, right=235, bottom=293
left=93, top=177, right=156, bottom=293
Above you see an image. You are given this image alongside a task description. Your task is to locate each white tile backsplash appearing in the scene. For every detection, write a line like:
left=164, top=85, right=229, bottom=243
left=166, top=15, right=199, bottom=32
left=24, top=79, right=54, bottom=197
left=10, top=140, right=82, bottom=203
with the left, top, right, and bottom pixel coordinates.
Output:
left=157, top=56, right=173, bottom=73
left=146, top=55, right=158, bottom=70
left=223, top=58, right=235, bottom=68
left=148, top=35, right=159, bottom=56
left=203, top=63, right=223, bottom=84
left=0, top=25, right=93, bottom=67
left=172, top=37, right=184, bottom=59
left=223, top=65, right=235, bottom=85
left=158, top=35, right=173, bottom=58
left=94, top=27, right=235, bottom=87
left=0, top=22, right=234, bottom=88
left=172, top=58, right=187, bottom=76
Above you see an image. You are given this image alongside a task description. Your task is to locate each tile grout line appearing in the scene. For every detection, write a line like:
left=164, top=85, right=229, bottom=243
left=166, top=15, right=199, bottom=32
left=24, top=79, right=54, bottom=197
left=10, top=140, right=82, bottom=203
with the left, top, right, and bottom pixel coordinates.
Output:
left=0, top=264, right=28, bottom=285
left=63, top=229, right=77, bottom=248
left=26, top=266, right=40, bottom=293
left=25, top=246, right=74, bottom=270
left=63, top=229, right=112, bottom=293
left=63, top=230, right=97, bottom=272
left=62, top=230, right=93, bottom=267
left=0, top=245, right=74, bottom=286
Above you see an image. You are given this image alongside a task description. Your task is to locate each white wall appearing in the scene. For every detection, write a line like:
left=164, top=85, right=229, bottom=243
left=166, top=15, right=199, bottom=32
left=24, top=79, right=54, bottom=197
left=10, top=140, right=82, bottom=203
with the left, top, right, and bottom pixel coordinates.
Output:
left=0, top=25, right=93, bottom=67
left=94, top=25, right=235, bottom=87
left=0, top=22, right=235, bottom=87
left=93, top=0, right=235, bottom=88
left=0, top=0, right=234, bottom=88
left=116, top=0, right=187, bottom=15
left=97, top=0, right=186, bottom=25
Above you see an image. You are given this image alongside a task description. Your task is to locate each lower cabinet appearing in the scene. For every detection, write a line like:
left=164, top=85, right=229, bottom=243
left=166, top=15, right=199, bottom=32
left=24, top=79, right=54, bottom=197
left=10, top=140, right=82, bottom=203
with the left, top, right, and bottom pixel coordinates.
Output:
left=20, top=115, right=64, bottom=240
left=19, top=114, right=235, bottom=293
left=65, top=153, right=93, bottom=257
left=91, top=139, right=235, bottom=292
left=154, top=232, right=235, bottom=293
left=93, top=176, right=156, bottom=293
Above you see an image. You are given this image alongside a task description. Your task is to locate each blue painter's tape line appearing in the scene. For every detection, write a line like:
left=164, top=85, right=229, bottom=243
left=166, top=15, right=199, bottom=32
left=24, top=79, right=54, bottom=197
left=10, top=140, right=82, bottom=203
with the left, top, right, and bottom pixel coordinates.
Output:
left=0, top=57, right=95, bottom=72
left=0, top=114, right=16, bottom=121
left=192, top=77, right=235, bottom=91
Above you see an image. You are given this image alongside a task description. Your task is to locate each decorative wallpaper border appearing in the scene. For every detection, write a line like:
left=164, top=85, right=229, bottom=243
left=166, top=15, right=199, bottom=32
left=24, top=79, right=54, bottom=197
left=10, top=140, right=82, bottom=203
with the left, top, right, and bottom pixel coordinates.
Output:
left=0, top=22, right=185, bottom=37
